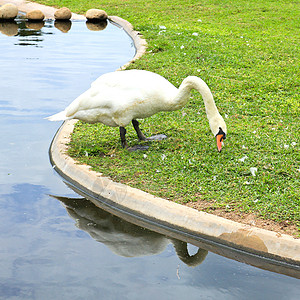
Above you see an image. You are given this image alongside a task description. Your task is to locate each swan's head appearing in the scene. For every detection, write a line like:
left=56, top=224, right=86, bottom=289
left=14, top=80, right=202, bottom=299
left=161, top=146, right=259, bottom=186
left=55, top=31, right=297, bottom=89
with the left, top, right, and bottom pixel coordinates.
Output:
left=216, top=127, right=226, bottom=152
left=209, top=115, right=227, bottom=152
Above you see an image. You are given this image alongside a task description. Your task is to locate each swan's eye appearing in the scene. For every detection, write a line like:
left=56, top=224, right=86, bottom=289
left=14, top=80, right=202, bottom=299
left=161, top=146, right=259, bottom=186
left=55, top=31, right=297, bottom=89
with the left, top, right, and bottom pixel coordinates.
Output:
left=216, top=127, right=226, bottom=140
left=222, top=133, right=226, bottom=140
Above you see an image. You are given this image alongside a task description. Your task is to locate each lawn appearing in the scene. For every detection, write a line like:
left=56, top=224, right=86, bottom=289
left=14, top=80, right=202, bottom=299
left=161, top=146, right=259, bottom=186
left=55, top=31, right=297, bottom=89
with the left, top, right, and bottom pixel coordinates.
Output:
left=37, top=0, right=299, bottom=235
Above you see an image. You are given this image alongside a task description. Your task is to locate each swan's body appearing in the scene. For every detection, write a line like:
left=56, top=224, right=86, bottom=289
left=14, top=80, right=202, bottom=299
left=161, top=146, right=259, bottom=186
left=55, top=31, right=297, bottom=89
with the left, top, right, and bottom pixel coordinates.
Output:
left=47, top=70, right=227, bottom=151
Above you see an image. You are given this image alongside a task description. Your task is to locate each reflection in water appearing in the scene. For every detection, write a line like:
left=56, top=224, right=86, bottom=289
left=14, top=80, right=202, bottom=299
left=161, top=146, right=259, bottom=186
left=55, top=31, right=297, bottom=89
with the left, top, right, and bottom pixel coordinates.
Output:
left=0, top=18, right=108, bottom=42
left=25, top=21, right=44, bottom=31
left=54, top=20, right=72, bottom=33
left=0, top=20, right=18, bottom=36
left=17, top=19, right=44, bottom=37
left=53, top=195, right=208, bottom=266
left=5, top=19, right=45, bottom=47
left=86, top=20, right=108, bottom=31
left=52, top=184, right=300, bottom=278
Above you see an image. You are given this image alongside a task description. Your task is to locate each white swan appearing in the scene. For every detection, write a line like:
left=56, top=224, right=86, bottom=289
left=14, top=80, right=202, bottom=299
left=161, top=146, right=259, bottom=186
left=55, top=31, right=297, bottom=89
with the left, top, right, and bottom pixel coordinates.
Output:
left=46, top=70, right=227, bottom=151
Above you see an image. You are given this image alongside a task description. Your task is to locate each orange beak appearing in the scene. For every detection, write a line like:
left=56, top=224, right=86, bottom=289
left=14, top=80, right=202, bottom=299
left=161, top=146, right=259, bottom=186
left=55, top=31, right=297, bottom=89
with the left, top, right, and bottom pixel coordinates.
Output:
left=216, top=134, right=223, bottom=152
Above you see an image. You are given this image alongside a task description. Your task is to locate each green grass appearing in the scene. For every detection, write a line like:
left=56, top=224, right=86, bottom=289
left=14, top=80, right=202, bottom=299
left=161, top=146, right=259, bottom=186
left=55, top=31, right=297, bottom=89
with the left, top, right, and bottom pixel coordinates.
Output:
left=37, top=0, right=299, bottom=235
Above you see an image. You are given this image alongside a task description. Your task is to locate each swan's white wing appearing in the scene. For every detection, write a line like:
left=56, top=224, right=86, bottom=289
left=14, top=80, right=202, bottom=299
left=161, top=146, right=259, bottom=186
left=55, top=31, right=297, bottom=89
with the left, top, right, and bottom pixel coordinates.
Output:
left=50, top=70, right=178, bottom=126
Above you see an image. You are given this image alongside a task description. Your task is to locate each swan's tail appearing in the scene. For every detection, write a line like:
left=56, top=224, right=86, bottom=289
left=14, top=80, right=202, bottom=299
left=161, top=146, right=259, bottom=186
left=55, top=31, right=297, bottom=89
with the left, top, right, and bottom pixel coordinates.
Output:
left=45, top=110, right=69, bottom=121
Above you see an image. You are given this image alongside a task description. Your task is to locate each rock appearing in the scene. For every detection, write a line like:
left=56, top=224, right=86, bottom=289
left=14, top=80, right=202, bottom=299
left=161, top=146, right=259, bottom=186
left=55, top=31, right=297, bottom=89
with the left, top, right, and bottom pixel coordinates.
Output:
left=54, top=7, right=72, bottom=20
left=0, top=3, right=18, bottom=20
left=85, top=9, right=108, bottom=22
left=26, top=10, right=45, bottom=21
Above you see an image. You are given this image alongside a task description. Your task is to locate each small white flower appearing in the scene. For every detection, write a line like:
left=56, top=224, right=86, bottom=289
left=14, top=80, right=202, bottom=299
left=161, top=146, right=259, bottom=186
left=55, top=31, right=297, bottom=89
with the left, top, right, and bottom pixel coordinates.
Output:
left=213, top=176, right=217, bottom=181
left=192, top=32, right=199, bottom=36
left=180, top=45, right=185, bottom=49
left=161, top=154, right=166, bottom=160
left=143, top=154, right=147, bottom=159
left=253, top=199, right=259, bottom=203
left=156, top=169, right=160, bottom=173
left=197, top=19, right=202, bottom=22
left=253, top=130, right=257, bottom=134
left=291, top=142, right=297, bottom=146
left=159, top=25, right=166, bottom=29
left=244, top=181, right=251, bottom=185
left=225, top=114, right=228, bottom=118
left=238, top=155, right=248, bottom=162
left=84, top=151, right=89, bottom=157
left=226, top=204, right=230, bottom=209
left=242, top=145, right=246, bottom=149
left=197, top=69, right=201, bottom=72
left=250, top=167, right=258, bottom=177
left=284, top=144, right=289, bottom=149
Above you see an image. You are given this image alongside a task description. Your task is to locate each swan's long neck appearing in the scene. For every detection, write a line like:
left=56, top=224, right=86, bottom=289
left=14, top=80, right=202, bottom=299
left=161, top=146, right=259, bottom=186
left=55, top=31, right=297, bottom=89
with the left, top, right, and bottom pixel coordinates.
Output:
left=171, top=76, right=220, bottom=120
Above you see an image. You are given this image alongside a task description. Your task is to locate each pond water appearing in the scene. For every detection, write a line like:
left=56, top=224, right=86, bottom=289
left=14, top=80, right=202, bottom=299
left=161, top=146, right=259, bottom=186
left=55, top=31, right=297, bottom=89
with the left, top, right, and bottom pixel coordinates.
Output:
left=0, top=19, right=299, bottom=299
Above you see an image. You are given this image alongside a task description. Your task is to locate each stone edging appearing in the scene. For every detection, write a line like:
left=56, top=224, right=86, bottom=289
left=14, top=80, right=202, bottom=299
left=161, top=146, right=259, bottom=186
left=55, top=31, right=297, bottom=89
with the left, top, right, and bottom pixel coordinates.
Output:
left=5, top=0, right=299, bottom=277
left=51, top=121, right=300, bottom=277
left=108, top=16, right=147, bottom=69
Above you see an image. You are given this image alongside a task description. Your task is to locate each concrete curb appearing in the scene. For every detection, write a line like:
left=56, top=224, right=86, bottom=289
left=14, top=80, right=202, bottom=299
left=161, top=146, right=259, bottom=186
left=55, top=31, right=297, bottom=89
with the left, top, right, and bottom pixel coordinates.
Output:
left=5, top=0, right=299, bottom=277
left=50, top=120, right=300, bottom=278
left=108, top=16, right=147, bottom=70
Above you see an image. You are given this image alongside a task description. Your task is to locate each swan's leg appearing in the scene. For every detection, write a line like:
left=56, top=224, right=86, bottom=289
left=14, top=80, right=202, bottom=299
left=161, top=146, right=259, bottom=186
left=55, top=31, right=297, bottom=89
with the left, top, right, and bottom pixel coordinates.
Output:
left=118, top=120, right=149, bottom=152
left=132, top=119, right=167, bottom=142
left=132, top=119, right=147, bottom=141
left=119, top=127, right=128, bottom=148
left=120, top=125, right=148, bottom=151
left=122, top=119, right=167, bottom=151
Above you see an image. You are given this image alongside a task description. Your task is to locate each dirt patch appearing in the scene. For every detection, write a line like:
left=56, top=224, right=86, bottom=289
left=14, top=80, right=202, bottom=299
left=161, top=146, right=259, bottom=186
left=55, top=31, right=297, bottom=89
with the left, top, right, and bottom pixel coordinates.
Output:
left=184, top=200, right=299, bottom=238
